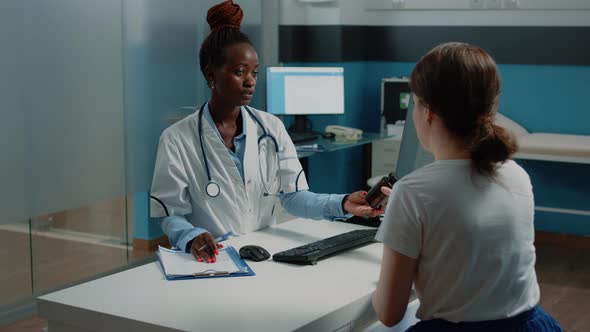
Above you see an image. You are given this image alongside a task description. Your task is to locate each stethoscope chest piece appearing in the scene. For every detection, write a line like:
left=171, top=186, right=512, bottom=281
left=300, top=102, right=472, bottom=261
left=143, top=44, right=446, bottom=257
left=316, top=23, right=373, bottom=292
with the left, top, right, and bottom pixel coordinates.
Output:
left=206, top=181, right=221, bottom=198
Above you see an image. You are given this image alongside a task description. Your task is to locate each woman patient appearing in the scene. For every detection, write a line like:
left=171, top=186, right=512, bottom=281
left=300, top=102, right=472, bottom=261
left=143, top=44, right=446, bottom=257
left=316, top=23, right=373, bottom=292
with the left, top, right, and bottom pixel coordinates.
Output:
left=372, top=42, right=562, bottom=331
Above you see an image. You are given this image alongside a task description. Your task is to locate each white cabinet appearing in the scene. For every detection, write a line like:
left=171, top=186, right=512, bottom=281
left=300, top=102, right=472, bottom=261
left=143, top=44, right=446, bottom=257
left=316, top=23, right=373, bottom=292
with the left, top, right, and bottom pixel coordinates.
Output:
left=371, top=137, right=402, bottom=178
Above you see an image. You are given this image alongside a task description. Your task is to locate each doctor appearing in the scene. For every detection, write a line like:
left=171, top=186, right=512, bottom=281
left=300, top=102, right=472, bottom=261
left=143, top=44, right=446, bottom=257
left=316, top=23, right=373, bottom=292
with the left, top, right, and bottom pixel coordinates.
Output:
left=150, top=0, right=381, bottom=263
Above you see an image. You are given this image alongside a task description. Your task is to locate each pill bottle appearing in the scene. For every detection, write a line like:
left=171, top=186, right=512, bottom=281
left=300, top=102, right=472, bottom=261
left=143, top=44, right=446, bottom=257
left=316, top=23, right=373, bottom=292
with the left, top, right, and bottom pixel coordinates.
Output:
left=365, top=172, right=397, bottom=210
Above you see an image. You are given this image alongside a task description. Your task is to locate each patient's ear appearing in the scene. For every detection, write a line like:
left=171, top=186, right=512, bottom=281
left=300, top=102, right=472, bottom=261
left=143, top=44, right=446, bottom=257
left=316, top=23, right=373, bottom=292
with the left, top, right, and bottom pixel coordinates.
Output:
left=425, top=109, right=434, bottom=125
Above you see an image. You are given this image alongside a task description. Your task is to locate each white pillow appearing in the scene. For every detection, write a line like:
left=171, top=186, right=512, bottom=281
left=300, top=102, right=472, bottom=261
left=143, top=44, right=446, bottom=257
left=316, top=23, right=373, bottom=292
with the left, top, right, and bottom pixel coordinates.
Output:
left=494, top=112, right=529, bottom=138
left=518, top=133, right=590, bottom=157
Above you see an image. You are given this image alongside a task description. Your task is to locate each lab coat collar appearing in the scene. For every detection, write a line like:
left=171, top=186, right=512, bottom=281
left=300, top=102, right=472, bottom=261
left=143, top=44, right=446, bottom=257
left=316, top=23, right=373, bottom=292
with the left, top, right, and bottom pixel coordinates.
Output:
left=203, top=103, right=248, bottom=141
left=200, top=103, right=244, bottom=186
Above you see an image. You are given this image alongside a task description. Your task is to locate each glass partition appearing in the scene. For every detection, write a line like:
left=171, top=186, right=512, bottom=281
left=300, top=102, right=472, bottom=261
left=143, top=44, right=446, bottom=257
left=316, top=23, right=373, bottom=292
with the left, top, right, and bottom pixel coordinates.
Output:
left=0, top=220, right=32, bottom=308
left=0, top=0, right=267, bottom=326
left=30, top=198, right=130, bottom=294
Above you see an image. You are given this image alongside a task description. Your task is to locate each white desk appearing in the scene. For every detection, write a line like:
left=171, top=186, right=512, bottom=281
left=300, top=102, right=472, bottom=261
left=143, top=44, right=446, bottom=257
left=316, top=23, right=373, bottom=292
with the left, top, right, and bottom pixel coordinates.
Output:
left=39, top=218, right=417, bottom=332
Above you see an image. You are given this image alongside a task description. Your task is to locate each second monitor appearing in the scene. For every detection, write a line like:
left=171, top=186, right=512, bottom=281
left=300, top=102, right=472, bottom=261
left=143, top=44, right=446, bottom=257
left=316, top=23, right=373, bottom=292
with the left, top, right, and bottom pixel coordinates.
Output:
left=267, top=67, right=344, bottom=135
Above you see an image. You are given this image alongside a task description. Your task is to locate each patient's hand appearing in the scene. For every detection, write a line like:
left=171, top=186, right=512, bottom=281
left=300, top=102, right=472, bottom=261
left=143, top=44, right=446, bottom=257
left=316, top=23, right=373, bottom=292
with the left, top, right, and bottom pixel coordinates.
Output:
left=344, top=191, right=384, bottom=217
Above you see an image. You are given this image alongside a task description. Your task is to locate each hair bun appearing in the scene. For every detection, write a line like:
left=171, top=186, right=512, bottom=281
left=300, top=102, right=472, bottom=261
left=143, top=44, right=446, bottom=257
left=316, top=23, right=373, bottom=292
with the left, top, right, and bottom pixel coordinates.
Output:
left=207, top=0, right=243, bottom=31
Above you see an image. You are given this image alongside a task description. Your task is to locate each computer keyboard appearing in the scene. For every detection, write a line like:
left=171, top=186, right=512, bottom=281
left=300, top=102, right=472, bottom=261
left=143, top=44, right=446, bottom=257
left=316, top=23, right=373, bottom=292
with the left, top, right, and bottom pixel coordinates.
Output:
left=272, top=228, right=378, bottom=265
left=289, top=131, right=319, bottom=143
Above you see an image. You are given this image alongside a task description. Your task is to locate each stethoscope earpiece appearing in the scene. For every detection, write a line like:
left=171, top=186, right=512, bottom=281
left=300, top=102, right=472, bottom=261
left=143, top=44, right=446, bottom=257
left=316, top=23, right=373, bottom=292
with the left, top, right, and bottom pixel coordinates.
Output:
left=263, top=190, right=284, bottom=197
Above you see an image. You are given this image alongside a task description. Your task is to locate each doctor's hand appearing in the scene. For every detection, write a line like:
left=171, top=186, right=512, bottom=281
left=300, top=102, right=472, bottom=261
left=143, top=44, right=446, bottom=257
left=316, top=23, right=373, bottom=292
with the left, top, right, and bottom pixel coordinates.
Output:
left=343, top=191, right=385, bottom=218
left=189, top=233, right=224, bottom=263
left=381, top=186, right=392, bottom=196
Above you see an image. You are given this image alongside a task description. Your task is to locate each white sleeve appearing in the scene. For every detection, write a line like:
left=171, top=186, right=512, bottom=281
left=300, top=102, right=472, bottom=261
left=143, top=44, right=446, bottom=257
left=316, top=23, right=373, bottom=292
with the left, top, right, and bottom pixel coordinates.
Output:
left=275, top=120, right=309, bottom=193
left=150, top=135, right=193, bottom=217
left=375, top=182, right=424, bottom=259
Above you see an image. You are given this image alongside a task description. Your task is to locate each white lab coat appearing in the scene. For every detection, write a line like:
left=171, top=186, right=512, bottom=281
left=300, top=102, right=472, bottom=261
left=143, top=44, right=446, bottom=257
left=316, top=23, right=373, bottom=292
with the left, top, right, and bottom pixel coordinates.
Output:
left=150, top=105, right=309, bottom=236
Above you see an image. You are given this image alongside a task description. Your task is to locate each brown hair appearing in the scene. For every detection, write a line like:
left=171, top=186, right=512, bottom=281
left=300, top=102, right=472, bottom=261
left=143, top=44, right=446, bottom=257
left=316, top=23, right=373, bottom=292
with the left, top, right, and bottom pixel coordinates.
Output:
left=199, top=0, right=251, bottom=79
left=410, top=42, right=517, bottom=176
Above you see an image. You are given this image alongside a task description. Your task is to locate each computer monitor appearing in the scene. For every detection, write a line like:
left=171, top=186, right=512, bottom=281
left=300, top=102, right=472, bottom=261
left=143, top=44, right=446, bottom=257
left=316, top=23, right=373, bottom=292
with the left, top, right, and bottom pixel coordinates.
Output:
left=395, top=96, right=434, bottom=179
left=266, top=67, right=344, bottom=133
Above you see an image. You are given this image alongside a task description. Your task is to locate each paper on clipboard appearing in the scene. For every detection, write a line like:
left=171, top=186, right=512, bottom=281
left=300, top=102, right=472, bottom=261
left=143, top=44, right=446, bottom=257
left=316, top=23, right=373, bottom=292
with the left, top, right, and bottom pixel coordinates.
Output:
left=157, top=246, right=254, bottom=279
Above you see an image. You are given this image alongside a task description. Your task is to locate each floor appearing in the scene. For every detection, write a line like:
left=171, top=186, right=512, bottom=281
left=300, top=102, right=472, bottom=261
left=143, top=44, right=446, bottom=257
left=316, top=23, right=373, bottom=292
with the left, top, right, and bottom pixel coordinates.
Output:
left=534, top=244, right=590, bottom=332
left=0, top=196, right=134, bottom=308
left=1, top=240, right=589, bottom=332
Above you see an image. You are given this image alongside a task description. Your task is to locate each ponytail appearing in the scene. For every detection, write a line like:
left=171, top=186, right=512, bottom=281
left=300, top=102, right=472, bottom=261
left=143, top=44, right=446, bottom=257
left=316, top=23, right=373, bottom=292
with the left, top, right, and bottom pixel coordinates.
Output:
left=470, top=122, right=518, bottom=176
left=410, top=42, right=516, bottom=177
left=199, top=1, right=251, bottom=79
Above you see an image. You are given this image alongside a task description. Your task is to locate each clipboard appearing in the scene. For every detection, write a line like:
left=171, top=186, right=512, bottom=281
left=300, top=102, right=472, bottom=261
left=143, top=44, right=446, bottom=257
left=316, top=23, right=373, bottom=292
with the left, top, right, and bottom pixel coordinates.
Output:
left=157, top=246, right=255, bottom=280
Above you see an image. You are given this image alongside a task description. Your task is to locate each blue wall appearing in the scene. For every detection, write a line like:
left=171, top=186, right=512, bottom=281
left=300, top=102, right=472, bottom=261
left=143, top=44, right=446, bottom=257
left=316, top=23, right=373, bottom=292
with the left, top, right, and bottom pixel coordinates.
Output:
left=284, top=62, right=416, bottom=195
left=499, top=64, right=590, bottom=134
left=286, top=61, right=590, bottom=235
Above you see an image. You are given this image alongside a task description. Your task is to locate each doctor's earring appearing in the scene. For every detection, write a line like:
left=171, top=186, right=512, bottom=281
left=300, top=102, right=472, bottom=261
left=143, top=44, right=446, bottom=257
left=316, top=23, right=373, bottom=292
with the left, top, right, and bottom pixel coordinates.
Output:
left=209, top=81, right=215, bottom=90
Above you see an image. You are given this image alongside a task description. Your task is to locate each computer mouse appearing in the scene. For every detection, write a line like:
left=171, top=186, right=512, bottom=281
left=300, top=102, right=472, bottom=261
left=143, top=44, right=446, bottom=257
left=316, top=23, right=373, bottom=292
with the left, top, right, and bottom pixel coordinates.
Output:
left=239, top=245, right=271, bottom=262
left=322, top=132, right=335, bottom=139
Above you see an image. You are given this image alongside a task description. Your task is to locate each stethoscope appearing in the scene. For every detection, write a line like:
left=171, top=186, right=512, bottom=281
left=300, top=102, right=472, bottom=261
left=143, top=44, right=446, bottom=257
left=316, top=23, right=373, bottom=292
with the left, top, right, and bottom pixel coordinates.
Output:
left=198, top=102, right=285, bottom=198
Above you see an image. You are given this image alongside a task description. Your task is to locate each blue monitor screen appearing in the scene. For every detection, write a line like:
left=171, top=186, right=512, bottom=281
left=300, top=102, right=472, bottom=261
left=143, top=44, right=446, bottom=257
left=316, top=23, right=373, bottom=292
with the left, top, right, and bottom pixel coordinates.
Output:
left=266, top=67, right=345, bottom=115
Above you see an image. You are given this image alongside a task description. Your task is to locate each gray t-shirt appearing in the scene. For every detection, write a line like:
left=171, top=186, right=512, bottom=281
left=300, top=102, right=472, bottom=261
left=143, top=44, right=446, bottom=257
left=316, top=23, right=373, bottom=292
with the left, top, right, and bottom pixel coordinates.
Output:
left=376, top=159, right=540, bottom=322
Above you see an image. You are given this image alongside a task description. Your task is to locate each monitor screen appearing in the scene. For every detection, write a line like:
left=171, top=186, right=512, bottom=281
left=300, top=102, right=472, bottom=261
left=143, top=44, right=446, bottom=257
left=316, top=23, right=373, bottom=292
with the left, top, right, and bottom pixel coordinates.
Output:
left=266, top=67, right=344, bottom=115
left=395, top=96, right=434, bottom=179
